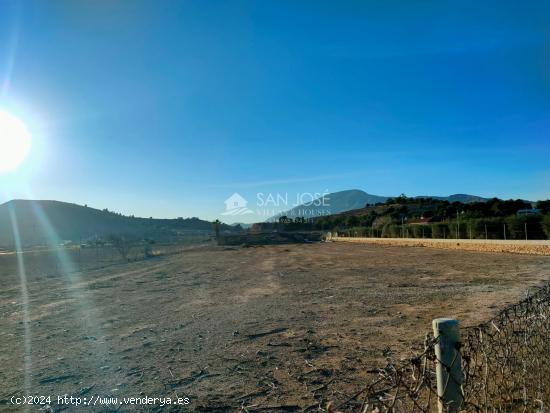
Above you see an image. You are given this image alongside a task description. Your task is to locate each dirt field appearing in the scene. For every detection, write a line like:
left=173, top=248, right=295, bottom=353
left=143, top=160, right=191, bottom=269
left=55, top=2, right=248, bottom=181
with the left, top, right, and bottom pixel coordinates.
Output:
left=1, top=242, right=549, bottom=412
left=333, top=236, right=550, bottom=255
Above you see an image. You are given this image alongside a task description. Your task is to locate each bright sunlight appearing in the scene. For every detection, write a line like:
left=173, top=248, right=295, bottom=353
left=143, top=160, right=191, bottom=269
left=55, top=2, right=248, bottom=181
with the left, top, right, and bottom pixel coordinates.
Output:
left=0, top=110, right=32, bottom=172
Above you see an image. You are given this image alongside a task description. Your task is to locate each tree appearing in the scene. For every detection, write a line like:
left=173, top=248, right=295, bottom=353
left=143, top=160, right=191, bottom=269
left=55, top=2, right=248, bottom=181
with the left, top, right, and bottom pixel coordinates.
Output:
left=536, top=200, right=550, bottom=214
left=386, top=193, right=409, bottom=205
left=543, top=214, right=550, bottom=239
left=411, top=224, right=431, bottom=238
left=359, top=211, right=377, bottom=227
left=423, top=210, right=434, bottom=218
left=143, top=238, right=155, bottom=258
left=213, top=219, right=221, bottom=244
left=488, top=198, right=530, bottom=216
left=346, top=215, right=360, bottom=227
left=109, top=234, right=132, bottom=261
left=505, top=215, right=543, bottom=240
left=431, top=223, right=449, bottom=239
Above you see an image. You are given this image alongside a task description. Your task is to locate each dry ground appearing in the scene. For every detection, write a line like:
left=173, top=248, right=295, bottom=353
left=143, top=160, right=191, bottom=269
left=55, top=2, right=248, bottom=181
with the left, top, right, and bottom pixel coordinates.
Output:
left=333, top=236, right=550, bottom=255
left=1, top=242, right=549, bottom=412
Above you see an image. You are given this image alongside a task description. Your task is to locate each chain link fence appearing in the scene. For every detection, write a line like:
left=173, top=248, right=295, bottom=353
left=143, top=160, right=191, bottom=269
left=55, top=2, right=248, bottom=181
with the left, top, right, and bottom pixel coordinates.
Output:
left=335, top=284, right=550, bottom=412
left=5, top=235, right=214, bottom=278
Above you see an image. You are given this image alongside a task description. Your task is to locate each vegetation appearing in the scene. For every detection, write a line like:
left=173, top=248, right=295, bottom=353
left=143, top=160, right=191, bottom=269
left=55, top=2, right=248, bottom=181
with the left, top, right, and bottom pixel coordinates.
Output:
left=544, top=214, right=550, bottom=239
left=0, top=200, right=239, bottom=248
left=108, top=234, right=133, bottom=261
left=262, top=195, right=550, bottom=240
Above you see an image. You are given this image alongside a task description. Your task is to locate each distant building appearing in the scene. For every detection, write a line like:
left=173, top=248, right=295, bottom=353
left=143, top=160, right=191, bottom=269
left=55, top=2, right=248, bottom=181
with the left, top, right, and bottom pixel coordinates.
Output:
left=517, top=208, right=541, bottom=216
left=408, top=216, right=442, bottom=224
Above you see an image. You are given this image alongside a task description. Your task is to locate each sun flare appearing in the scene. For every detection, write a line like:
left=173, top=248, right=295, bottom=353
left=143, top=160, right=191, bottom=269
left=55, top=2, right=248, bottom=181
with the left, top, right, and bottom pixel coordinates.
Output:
left=0, top=110, right=32, bottom=172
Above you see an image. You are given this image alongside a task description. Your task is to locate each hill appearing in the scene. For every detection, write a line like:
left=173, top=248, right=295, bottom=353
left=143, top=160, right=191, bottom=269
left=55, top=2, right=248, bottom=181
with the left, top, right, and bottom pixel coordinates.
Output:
left=417, top=194, right=488, bottom=203
left=266, top=189, right=388, bottom=222
left=266, top=190, right=489, bottom=222
left=303, top=195, right=549, bottom=240
left=0, top=200, right=232, bottom=248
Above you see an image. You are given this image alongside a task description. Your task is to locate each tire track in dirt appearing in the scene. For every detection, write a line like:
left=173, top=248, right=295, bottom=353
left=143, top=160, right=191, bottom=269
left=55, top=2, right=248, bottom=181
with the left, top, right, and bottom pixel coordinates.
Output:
left=235, top=248, right=283, bottom=304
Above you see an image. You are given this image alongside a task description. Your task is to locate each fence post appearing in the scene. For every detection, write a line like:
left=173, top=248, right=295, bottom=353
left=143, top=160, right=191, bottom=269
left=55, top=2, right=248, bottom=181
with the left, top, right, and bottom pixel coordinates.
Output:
left=433, top=318, right=463, bottom=413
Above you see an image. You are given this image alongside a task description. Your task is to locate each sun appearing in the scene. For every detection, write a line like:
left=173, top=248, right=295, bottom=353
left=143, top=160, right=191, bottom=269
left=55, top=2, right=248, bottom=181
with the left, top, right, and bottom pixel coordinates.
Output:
left=0, top=110, right=32, bottom=172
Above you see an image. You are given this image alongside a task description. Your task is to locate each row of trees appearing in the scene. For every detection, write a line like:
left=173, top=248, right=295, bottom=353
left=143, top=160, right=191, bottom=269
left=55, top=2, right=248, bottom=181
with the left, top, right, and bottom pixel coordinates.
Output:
left=375, top=196, right=548, bottom=220
left=274, top=197, right=550, bottom=240
left=337, top=214, right=550, bottom=240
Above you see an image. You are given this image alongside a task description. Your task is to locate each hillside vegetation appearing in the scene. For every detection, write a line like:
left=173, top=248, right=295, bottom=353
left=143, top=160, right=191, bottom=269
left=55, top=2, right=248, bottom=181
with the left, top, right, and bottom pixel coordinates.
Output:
left=265, top=195, right=550, bottom=240
left=266, top=189, right=388, bottom=222
left=0, top=200, right=235, bottom=248
left=265, top=190, right=488, bottom=222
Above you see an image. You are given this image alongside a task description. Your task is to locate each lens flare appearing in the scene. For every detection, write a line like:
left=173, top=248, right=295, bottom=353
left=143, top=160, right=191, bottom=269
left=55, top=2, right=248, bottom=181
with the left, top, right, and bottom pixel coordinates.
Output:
left=0, top=110, right=32, bottom=172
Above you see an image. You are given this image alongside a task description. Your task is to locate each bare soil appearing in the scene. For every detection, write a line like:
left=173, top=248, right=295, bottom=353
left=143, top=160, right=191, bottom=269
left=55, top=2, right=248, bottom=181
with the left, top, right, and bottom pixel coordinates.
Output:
left=333, top=236, right=550, bottom=255
left=1, top=242, right=549, bottom=412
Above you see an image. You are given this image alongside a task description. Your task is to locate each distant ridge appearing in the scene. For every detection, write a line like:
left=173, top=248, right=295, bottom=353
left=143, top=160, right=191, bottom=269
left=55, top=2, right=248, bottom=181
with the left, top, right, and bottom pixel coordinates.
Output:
left=0, top=200, right=229, bottom=247
left=267, top=189, right=388, bottom=222
left=415, top=194, right=488, bottom=203
left=266, top=190, right=489, bottom=221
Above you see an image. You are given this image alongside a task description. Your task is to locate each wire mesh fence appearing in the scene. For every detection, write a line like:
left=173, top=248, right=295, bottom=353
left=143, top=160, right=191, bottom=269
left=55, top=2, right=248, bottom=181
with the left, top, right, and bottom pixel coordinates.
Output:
left=4, top=235, right=214, bottom=278
left=337, top=219, right=549, bottom=241
left=336, top=284, right=550, bottom=413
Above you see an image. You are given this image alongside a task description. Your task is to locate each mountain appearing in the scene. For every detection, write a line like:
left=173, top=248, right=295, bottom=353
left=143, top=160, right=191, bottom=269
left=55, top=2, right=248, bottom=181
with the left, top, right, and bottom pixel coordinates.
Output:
left=231, top=222, right=253, bottom=229
left=266, top=189, right=388, bottom=222
left=0, top=200, right=231, bottom=248
left=266, top=190, right=490, bottom=222
left=416, top=194, right=488, bottom=203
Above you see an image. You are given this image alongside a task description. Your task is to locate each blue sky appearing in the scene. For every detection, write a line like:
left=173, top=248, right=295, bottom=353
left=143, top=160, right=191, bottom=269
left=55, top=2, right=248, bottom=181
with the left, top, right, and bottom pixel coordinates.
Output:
left=0, top=0, right=549, bottom=222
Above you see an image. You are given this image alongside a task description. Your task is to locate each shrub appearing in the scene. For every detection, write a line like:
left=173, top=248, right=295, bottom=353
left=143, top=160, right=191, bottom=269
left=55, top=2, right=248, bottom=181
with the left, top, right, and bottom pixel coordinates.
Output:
left=468, top=218, right=505, bottom=239
left=447, top=222, right=468, bottom=239
left=411, top=224, right=431, bottom=238
left=381, top=224, right=402, bottom=238
left=431, top=223, right=449, bottom=239
left=505, top=215, right=544, bottom=240
left=543, top=214, right=550, bottom=239
left=536, top=200, right=550, bottom=214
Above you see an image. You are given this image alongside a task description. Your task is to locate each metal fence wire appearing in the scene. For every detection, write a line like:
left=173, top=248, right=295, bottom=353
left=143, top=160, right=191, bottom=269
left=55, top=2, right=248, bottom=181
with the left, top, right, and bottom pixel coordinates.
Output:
left=338, top=284, right=550, bottom=413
